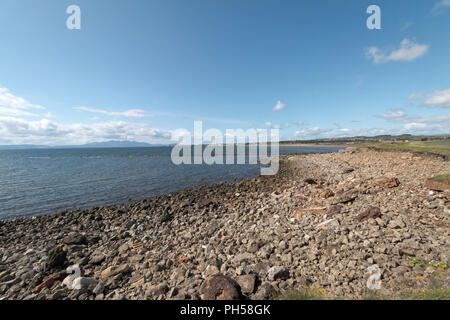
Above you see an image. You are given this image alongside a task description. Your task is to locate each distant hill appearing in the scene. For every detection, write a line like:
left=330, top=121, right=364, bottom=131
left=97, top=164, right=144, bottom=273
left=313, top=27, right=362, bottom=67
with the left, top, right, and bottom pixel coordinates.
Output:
left=80, top=141, right=167, bottom=148
left=0, top=141, right=171, bottom=150
left=280, top=134, right=450, bottom=145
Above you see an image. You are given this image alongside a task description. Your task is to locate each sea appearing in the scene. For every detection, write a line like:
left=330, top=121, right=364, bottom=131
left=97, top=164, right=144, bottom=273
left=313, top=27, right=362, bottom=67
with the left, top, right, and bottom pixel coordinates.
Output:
left=0, top=145, right=344, bottom=220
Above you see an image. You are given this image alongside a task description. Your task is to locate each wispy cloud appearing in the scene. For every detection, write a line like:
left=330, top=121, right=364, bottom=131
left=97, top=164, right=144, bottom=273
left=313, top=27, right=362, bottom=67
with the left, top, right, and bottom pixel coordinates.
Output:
left=400, top=22, right=413, bottom=31
left=406, top=88, right=450, bottom=108
left=422, top=88, right=450, bottom=108
left=408, top=92, right=424, bottom=100
left=366, top=39, right=429, bottom=64
left=273, top=101, right=285, bottom=112
left=432, top=0, right=450, bottom=15
left=378, top=109, right=408, bottom=121
left=73, top=106, right=150, bottom=118
left=0, top=87, right=45, bottom=117
left=0, top=107, right=37, bottom=117
left=376, top=109, right=450, bottom=133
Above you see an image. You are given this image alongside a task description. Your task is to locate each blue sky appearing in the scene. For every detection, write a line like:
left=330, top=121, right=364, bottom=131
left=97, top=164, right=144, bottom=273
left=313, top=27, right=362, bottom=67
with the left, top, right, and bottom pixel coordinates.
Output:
left=0, top=0, right=449, bottom=145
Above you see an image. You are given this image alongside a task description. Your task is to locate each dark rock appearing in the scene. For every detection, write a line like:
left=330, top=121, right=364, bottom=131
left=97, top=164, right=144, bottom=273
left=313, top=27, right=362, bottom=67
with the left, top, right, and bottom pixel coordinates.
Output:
left=45, top=246, right=67, bottom=271
left=356, top=207, right=382, bottom=222
left=267, top=266, right=289, bottom=281
left=253, top=282, right=276, bottom=300
left=160, top=214, right=173, bottom=223
left=64, top=234, right=87, bottom=245
left=147, top=282, right=170, bottom=297
left=200, top=274, right=242, bottom=300
left=342, top=167, right=355, bottom=174
left=236, top=274, right=257, bottom=295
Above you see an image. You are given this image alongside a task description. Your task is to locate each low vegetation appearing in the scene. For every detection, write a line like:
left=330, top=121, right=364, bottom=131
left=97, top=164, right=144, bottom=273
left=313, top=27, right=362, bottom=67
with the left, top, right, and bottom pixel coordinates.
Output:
left=357, top=140, right=450, bottom=156
left=427, top=173, right=450, bottom=183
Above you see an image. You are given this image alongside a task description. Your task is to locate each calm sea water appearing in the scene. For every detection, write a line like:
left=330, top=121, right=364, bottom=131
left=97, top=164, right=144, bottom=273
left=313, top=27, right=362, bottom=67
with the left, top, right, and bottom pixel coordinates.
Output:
left=0, top=146, right=343, bottom=220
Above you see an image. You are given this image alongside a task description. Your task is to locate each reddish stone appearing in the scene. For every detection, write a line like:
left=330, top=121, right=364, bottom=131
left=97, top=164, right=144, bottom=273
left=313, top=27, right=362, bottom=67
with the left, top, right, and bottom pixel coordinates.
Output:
left=378, top=178, right=400, bottom=188
left=200, top=275, right=242, bottom=300
left=426, top=180, right=450, bottom=192
left=33, top=271, right=66, bottom=293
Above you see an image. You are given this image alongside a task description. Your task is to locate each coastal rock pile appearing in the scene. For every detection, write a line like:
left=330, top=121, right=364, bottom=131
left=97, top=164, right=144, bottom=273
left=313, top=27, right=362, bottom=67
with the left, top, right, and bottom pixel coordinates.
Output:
left=0, top=149, right=449, bottom=300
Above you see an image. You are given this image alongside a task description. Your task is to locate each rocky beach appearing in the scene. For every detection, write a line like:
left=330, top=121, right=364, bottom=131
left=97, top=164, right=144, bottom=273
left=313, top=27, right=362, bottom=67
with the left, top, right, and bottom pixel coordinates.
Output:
left=0, top=148, right=449, bottom=300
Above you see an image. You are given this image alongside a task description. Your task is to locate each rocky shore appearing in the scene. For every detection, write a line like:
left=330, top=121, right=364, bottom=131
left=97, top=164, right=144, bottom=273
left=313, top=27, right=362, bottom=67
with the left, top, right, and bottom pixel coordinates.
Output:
left=1, top=148, right=449, bottom=300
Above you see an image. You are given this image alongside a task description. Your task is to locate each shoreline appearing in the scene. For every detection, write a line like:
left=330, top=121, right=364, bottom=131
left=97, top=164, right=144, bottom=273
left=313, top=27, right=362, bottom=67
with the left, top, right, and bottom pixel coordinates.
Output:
left=1, top=149, right=449, bottom=300
left=279, top=143, right=348, bottom=148
left=0, top=149, right=344, bottom=223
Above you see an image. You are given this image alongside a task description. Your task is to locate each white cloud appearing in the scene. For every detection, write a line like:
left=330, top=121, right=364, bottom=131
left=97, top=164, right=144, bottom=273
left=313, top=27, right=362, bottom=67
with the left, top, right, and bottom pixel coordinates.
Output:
left=73, top=106, right=150, bottom=118
left=422, top=89, right=450, bottom=108
left=378, top=109, right=407, bottom=121
left=0, top=107, right=37, bottom=117
left=296, top=121, right=308, bottom=126
left=293, top=111, right=450, bottom=140
left=366, top=39, right=429, bottom=64
left=295, top=127, right=329, bottom=137
left=0, top=116, right=174, bottom=145
left=0, top=87, right=46, bottom=117
left=273, top=101, right=285, bottom=112
left=375, top=109, right=450, bottom=134
left=0, top=88, right=44, bottom=110
left=0, top=117, right=64, bottom=141
left=432, top=0, right=450, bottom=15
left=408, top=92, right=423, bottom=100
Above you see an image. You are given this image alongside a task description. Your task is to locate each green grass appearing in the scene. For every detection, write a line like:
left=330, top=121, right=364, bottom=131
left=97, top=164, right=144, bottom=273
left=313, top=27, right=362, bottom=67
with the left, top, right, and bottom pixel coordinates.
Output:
left=428, top=173, right=450, bottom=183
left=357, top=140, right=450, bottom=156
left=275, top=289, right=329, bottom=300
left=362, top=292, right=389, bottom=300
left=276, top=288, right=450, bottom=300
left=402, top=289, right=450, bottom=300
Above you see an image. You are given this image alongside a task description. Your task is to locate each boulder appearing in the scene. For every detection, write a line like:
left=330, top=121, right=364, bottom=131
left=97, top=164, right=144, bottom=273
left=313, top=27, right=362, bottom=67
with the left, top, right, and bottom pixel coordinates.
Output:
left=200, top=274, right=242, bottom=300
